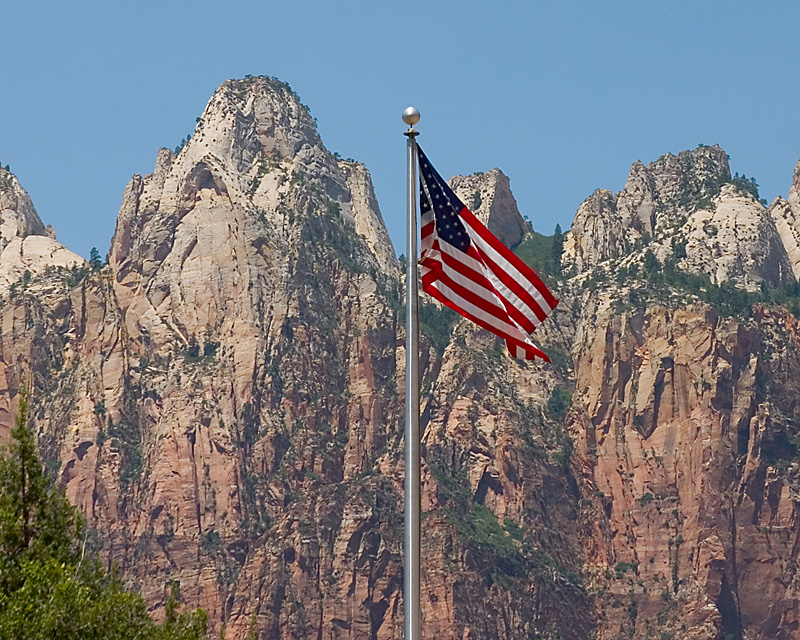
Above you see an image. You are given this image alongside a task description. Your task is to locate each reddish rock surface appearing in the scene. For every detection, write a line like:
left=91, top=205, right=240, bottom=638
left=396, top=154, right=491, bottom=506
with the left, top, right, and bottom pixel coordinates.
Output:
left=2, top=77, right=800, bottom=640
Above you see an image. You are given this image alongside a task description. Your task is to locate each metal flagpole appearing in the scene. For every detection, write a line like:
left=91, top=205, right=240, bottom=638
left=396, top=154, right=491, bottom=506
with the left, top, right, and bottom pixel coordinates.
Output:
left=402, top=106, right=421, bottom=640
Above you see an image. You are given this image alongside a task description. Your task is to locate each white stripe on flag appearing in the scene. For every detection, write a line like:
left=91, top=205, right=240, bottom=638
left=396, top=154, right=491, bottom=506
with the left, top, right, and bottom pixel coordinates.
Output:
left=437, top=241, right=543, bottom=329
left=427, top=278, right=536, bottom=348
left=436, top=253, right=515, bottom=318
left=464, top=221, right=556, bottom=315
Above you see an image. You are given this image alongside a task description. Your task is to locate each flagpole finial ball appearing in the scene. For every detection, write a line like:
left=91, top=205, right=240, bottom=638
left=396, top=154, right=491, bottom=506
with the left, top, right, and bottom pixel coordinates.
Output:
left=402, top=107, right=420, bottom=126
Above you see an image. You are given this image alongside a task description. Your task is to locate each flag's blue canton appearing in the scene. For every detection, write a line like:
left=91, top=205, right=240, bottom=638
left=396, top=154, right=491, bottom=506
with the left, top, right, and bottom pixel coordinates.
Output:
left=418, top=147, right=471, bottom=252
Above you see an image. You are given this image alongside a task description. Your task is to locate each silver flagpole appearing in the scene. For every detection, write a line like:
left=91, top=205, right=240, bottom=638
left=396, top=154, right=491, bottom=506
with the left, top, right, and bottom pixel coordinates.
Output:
left=402, top=106, right=421, bottom=640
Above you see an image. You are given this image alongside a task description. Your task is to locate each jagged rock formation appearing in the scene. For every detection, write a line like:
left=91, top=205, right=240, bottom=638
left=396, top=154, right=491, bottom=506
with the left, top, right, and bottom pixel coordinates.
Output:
left=571, top=299, right=800, bottom=639
left=5, top=77, right=800, bottom=640
left=770, top=158, right=800, bottom=279
left=449, top=169, right=530, bottom=248
left=0, top=166, right=82, bottom=293
left=0, top=77, right=588, bottom=640
left=561, top=189, right=625, bottom=272
left=0, top=166, right=47, bottom=246
left=564, top=148, right=800, bottom=639
left=564, top=145, right=794, bottom=290
left=680, top=184, right=793, bottom=289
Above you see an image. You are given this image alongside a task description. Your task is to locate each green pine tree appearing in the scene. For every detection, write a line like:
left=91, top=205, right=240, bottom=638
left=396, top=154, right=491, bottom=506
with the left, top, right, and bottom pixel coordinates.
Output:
left=0, top=389, right=207, bottom=640
left=89, top=247, right=103, bottom=271
left=551, top=223, right=564, bottom=275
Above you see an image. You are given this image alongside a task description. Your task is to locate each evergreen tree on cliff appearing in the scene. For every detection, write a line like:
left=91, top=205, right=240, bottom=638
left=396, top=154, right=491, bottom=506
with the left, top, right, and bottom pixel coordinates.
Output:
left=0, top=390, right=208, bottom=640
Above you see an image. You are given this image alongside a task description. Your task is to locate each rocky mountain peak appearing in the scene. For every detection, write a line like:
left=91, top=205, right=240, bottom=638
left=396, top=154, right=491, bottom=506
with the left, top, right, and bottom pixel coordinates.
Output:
left=769, top=156, right=800, bottom=279
left=0, top=167, right=82, bottom=293
left=448, top=168, right=530, bottom=248
left=109, top=76, right=396, bottom=339
left=562, top=144, right=797, bottom=290
left=681, top=184, right=793, bottom=289
left=0, top=166, right=47, bottom=248
left=562, top=189, right=625, bottom=272
left=183, top=76, right=322, bottom=176
left=636, top=145, right=730, bottom=216
left=608, top=144, right=731, bottom=245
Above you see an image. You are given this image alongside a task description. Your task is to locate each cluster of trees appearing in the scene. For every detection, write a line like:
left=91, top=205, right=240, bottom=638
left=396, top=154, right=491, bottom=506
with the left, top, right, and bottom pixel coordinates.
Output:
left=611, top=244, right=800, bottom=319
left=514, top=223, right=564, bottom=284
left=0, top=392, right=208, bottom=639
left=730, top=172, right=767, bottom=206
left=89, top=247, right=105, bottom=271
left=174, top=134, right=192, bottom=156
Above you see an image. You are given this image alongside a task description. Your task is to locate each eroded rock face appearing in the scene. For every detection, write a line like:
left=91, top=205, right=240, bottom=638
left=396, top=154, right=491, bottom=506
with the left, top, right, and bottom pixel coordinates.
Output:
left=0, top=167, right=46, bottom=246
left=770, top=157, right=800, bottom=279
left=562, top=189, right=625, bottom=272
left=448, top=169, right=530, bottom=248
left=340, top=160, right=397, bottom=275
left=564, top=145, right=795, bottom=291
left=560, top=146, right=800, bottom=639
left=0, top=78, right=404, bottom=638
left=0, top=77, right=590, bottom=640
left=7, top=77, right=800, bottom=640
left=681, top=185, right=793, bottom=290
left=570, top=298, right=800, bottom=639
left=0, top=167, right=83, bottom=292
left=102, top=76, right=406, bottom=636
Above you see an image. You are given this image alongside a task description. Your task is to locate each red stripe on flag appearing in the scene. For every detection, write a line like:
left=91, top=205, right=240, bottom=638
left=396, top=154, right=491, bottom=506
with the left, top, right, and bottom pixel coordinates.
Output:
left=423, top=281, right=549, bottom=361
left=422, top=268, right=516, bottom=329
left=474, top=247, right=549, bottom=322
left=416, top=145, right=557, bottom=361
left=425, top=239, right=539, bottom=333
left=460, top=206, right=559, bottom=310
left=435, top=250, right=539, bottom=334
left=505, top=338, right=549, bottom=362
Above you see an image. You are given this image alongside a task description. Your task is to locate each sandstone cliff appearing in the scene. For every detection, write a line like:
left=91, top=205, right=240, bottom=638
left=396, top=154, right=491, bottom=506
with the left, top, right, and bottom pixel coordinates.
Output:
left=0, top=77, right=590, bottom=640
left=4, top=77, right=800, bottom=640
left=0, top=165, right=82, bottom=294
left=769, top=157, right=800, bottom=279
left=564, top=148, right=800, bottom=639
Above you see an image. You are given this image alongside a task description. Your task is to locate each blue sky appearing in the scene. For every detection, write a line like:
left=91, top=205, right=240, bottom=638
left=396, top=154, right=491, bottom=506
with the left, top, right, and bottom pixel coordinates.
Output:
left=2, top=1, right=799, bottom=258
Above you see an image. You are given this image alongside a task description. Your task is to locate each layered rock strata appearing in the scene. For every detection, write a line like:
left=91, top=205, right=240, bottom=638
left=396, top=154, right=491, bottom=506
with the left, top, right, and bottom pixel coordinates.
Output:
left=564, top=149, right=800, bottom=639
left=0, top=77, right=589, bottom=640
left=4, top=76, right=800, bottom=640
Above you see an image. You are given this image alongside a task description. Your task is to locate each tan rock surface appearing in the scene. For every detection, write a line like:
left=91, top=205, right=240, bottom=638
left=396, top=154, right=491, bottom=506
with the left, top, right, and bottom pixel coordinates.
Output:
left=570, top=300, right=800, bottom=639
left=449, top=169, right=530, bottom=247
left=681, top=184, right=793, bottom=289
left=0, top=167, right=84, bottom=294
left=770, top=158, right=800, bottom=279
left=7, top=79, right=800, bottom=640
left=0, top=167, right=47, bottom=249
left=563, top=145, right=732, bottom=273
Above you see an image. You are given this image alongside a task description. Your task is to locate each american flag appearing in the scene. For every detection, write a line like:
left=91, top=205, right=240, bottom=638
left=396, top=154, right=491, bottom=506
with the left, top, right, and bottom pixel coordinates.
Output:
left=417, top=145, right=558, bottom=361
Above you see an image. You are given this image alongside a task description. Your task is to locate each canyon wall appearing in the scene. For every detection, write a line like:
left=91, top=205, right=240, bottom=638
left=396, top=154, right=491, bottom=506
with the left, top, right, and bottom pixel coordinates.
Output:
left=2, top=78, right=800, bottom=639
